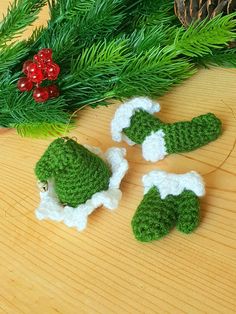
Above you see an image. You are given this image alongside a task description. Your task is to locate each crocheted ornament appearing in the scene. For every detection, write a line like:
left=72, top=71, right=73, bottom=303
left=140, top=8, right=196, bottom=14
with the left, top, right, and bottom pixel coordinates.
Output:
left=111, top=97, right=222, bottom=162
left=131, top=170, right=205, bottom=242
left=35, top=138, right=128, bottom=231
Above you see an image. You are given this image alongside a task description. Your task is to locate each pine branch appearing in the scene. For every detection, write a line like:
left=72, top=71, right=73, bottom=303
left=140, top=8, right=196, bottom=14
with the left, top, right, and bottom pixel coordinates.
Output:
left=48, top=0, right=95, bottom=22
left=112, top=48, right=196, bottom=98
left=0, top=0, right=46, bottom=46
left=127, top=24, right=179, bottom=53
left=13, top=122, right=73, bottom=138
left=169, top=13, right=236, bottom=57
left=193, top=47, right=236, bottom=68
left=37, top=0, right=127, bottom=63
left=0, top=83, right=69, bottom=127
left=120, top=0, right=177, bottom=33
left=0, top=41, right=29, bottom=73
left=59, top=39, right=129, bottom=107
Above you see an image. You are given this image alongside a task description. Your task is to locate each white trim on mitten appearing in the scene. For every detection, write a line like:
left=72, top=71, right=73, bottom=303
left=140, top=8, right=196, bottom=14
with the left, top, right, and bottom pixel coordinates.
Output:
left=143, top=170, right=205, bottom=199
left=111, top=97, right=160, bottom=143
left=36, top=147, right=128, bottom=231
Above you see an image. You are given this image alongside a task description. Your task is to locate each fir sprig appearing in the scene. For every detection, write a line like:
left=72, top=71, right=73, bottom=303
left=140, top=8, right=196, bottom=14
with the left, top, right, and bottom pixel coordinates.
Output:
left=0, top=0, right=46, bottom=46
left=38, top=0, right=127, bottom=62
left=13, top=122, right=72, bottom=138
left=194, top=47, right=236, bottom=68
left=112, top=48, right=195, bottom=98
left=60, top=39, right=129, bottom=107
left=170, top=14, right=236, bottom=57
left=0, top=41, right=29, bottom=73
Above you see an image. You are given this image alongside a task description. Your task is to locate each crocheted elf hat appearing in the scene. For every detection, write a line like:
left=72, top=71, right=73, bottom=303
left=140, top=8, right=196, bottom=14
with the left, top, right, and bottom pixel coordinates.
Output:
left=132, top=170, right=205, bottom=242
left=35, top=138, right=128, bottom=231
left=111, top=97, right=222, bottom=162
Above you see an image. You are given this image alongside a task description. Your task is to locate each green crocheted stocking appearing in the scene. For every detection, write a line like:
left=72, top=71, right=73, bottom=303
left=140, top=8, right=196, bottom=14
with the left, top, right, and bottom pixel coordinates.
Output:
left=131, top=170, right=205, bottom=242
left=35, top=138, right=111, bottom=207
left=111, top=97, right=222, bottom=162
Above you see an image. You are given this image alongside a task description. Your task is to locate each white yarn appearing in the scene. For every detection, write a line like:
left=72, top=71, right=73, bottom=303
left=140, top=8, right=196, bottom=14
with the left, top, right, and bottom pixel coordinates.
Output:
left=111, top=97, right=160, bottom=143
left=143, top=170, right=205, bottom=199
left=141, top=130, right=167, bottom=162
left=36, top=182, right=64, bottom=222
left=36, top=147, right=128, bottom=231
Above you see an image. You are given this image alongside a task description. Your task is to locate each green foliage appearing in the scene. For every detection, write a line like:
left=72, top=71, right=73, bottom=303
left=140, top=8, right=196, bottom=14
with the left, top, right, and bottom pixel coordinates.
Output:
left=121, top=0, right=177, bottom=32
left=60, top=39, right=129, bottom=107
left=127, top=24, right=178, bottom=53
left=0, top=0, right=236, bottom=137
left=112, top=48, right=196, bottom=98
left=0, top=41, right=29, bottom=73
left=43, top=0, right=126, bottom=62
left=169, top=14, right=236, bottom=57
left=0, top=0, right=46, bottom=46
left=194, top=47, right=236, bottom=68
left=0, top=79, right=69, bottom=127
left=13, top=122, right=72, bottom=138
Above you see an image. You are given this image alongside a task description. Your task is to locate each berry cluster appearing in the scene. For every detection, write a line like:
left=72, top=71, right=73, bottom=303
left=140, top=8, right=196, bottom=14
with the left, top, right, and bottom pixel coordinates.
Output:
left=17, top=48, right=60, bottom=103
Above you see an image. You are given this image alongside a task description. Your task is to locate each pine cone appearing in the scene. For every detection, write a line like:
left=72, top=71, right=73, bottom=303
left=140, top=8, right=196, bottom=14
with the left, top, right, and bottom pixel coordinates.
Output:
left=174, top=0, right=236, bottom=27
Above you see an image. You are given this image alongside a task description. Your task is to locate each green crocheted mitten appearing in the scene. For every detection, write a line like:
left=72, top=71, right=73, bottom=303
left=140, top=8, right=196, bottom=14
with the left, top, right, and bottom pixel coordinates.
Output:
left=131, top=170, right=205, bottom=242
left=131, top=187, right=177, bottom=242
left=111, top=97, right=222, bottom=162
left=175, top=190, right=200, bottom=234
left=35, top=137, right=111, bottom=207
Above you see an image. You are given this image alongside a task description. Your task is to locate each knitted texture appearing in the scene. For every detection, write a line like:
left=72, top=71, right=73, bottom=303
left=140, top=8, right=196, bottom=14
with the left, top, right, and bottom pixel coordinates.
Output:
left=35, top=138, right=111, bottom=207
left=35, top=146, right=129, bottom=231
left=131, top=170, right=205, bottom=242
left=111, top=97, right=222, bottom=162
left=124, top=110, right=222, bottom=152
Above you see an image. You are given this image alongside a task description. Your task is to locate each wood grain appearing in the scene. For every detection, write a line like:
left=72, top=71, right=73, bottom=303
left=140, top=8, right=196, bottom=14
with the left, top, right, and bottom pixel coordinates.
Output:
left=0, top=1, right=236, bottom=313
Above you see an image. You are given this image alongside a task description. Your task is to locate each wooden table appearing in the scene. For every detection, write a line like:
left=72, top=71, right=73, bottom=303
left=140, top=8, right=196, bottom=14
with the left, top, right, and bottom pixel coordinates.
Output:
left=0, top=2, right=236, bottom=313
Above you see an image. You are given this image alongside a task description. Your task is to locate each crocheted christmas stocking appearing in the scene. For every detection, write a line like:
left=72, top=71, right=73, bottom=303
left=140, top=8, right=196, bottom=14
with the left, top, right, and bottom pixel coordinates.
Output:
left=131, top=170, right=205, bottom=242
left=35, top=138, right=128, bottom=231
left=111, top=97, right=222, bottom=162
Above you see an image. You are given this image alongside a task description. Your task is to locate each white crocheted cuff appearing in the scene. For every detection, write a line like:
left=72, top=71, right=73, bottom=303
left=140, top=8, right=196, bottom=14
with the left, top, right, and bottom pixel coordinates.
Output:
left=111, top=97, right=160, bottom=143
left=143, top=170, right=205, bottom=199
left=36, top=147, right=128, bottom=231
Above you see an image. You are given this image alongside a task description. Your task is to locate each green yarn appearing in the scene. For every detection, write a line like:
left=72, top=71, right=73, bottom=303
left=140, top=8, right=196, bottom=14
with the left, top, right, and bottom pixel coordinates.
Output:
left=35, top=138, right=111, bottom=207
left=131, top=187, right=200, bottom=242
left=123, top=110, right=222, bottom=153
left=131, top=187, right=177, bottom=242
left=124, top=110, right=164, bottom=144
left=175, top=190, right=200, bottom=234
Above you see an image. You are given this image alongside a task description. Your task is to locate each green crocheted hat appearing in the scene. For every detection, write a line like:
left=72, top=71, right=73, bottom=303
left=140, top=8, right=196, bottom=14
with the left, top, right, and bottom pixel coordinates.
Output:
left=35, top=138, right=128, bottom=231
left=131, top=170, right=205, bottom=242
left=111, top=97, right=222, bottom=162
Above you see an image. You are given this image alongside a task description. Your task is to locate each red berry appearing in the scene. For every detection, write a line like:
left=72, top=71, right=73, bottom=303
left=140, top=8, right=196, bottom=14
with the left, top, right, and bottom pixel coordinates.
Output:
left=36, top=61, right=45, bottom=70
left=47, top=85, right=60, bottom=98
left=38, top=48, right=53, bottom=60
left=33, top=54, right=42, bottom=64
left=17, top=77, right=33, bottom=92
left=22, top=60, right=33, bottom=75
left=27, top=62, right=39, bottom=75
left=45, top=63, right=60, bottom=80
left=28, top=69, right=44, bottom=83
left=33, top=87, right=49, bottom=102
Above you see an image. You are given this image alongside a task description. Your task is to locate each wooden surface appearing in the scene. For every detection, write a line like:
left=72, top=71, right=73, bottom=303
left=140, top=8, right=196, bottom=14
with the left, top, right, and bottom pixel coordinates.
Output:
left=0, top=2, right=236, bottom=313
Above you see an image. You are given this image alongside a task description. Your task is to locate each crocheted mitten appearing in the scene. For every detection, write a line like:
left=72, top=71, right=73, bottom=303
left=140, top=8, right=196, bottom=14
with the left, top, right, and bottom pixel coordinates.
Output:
left=111, top=97, right=222, bottom=162
left=131, top=170, right=205, bottom=242
left=35, top=138, right=128, bottom=231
